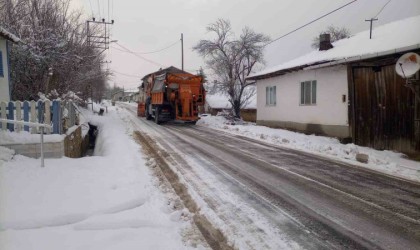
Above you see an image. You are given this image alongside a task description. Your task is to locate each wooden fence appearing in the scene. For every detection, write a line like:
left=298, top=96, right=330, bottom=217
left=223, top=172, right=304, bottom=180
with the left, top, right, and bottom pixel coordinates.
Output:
left=0, top=100, right=76, bottom=134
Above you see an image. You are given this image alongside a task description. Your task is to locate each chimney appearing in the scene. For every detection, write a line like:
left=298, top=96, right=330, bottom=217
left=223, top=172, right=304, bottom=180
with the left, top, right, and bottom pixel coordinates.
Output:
left=319, top=33, right=333, bottom=51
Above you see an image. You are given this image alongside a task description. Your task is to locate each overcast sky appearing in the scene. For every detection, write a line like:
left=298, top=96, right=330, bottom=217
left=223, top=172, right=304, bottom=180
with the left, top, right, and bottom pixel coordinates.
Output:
left=72, top=0, right=420, bottom=90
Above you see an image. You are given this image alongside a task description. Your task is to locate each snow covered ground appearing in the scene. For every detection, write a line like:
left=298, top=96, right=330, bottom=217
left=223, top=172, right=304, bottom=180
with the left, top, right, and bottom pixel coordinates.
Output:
left=0, top=105, right=207, bottom=250
left=1, top=102, right=419, bottom=250
left=197, top=116, right=420, bottom=183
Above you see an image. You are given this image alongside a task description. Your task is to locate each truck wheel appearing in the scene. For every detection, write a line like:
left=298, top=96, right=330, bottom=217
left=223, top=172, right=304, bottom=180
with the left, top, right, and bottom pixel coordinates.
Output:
left=155, top=108, right=160, bottom=124
left=146, top=107, right=152, bottom=120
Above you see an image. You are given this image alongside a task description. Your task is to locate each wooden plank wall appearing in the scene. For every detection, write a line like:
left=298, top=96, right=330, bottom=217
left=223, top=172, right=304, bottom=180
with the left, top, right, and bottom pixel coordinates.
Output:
left=352, top=64, right=418, bottom=154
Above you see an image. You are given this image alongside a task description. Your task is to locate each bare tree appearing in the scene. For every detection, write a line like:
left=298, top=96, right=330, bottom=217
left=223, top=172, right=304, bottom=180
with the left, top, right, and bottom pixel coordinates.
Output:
left=311, top=25, right=351, bottom=49
left=193, top=19, right=270, bottom=118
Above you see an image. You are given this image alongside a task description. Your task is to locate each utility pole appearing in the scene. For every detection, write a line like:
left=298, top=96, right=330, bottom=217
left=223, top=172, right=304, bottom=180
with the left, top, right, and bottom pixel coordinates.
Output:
left=181, top=33, right=184, bottom=71
left=365, top=18, right=378, bottom=39
left=87, top=17, right=115, bottom=51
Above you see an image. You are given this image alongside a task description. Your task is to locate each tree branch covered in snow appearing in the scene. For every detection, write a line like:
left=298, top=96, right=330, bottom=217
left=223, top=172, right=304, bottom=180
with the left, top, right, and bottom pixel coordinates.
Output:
left=0, top=0, right=108, bottom=102
left=193, top=19, right=269, bottom=118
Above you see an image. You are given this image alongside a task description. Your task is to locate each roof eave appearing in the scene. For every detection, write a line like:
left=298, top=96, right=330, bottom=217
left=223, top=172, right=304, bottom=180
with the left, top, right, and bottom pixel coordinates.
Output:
left=303, top=43, right=420, bottom=71
left=247, top=60, right=333, bottom=81
left=249, top=43, right=420, bottom=81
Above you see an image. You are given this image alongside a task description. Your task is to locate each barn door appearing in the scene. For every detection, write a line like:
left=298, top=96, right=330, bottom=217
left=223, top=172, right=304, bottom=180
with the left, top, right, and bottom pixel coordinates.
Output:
left=352, top=65, right=418, bottom=153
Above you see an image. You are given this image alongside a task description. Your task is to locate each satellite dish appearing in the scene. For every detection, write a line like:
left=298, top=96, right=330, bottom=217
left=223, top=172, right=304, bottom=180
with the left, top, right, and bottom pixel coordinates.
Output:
left=396, top=52, right=420, bottom=78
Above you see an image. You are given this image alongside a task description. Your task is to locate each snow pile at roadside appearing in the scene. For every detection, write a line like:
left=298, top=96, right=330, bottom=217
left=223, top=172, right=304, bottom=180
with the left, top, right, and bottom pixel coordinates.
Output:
left=0, top=147, right=14, bottom=164
left=0, top=106, right=203, bottom=250
left=197, top=116, right=420, bottom=182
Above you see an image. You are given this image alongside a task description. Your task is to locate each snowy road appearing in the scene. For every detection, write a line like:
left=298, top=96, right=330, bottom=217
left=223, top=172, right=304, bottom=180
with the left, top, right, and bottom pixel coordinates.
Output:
left=121, top=104, right=420, bottom=250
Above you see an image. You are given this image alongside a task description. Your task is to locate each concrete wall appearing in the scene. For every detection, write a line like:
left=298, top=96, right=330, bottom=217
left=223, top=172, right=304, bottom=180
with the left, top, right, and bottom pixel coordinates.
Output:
left=2, top=126, right=88, bottom=159
left=3, top=141, right=65, bottom=158
left=0, top=38, right=10, bottom=102
left=256, top=65, right=350, bottom=138
left=64, top=126, right=88, bottom=158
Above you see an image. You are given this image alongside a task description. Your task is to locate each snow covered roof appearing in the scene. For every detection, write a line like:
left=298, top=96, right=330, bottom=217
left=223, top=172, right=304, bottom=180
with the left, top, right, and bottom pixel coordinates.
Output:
left=206, top=94, right=231, bottom=109
left=0, top=26, right=20, bottom=43
left=206, top=93, right=256, bottom=109
left=248, top=15, right=420, bottom=80
left=141, top=66, right=192, bottom=80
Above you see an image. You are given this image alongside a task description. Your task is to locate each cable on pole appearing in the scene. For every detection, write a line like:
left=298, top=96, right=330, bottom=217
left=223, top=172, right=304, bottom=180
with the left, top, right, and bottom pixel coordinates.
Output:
left=374, top=0, right=392, bottom=18
left=97, top=0, right=101, bottom=17
left=88, top=0, right=94, bottom=17
left=113, top=42, right=167, bottom=67
left=265, top=0, right=358, bottom=47
left=111, top=70, right=140, bottom=78
left=113, top=40, right=180, bottom=55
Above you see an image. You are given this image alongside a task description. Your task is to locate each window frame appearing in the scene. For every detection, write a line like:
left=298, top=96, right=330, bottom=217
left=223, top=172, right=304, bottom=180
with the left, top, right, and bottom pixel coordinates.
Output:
left=300, top=80, right=317, bottom=105
left=0, top=50, right=4, bottom=78
left=265, top=85, right=276, bottom=106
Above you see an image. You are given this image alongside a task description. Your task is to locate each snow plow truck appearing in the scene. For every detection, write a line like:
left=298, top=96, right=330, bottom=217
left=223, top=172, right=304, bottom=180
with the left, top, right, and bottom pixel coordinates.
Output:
left=137, top=66, right=205, bottom=124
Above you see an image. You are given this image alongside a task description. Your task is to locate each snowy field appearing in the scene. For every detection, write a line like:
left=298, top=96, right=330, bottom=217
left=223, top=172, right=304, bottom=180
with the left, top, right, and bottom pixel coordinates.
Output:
left=0, top=105, right=206, bottom=250
left=197, top=116, right=420, bottom=183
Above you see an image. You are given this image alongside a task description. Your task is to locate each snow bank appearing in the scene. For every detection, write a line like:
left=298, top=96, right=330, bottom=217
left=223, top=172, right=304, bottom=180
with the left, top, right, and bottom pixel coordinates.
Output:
left=0, top=105, right=202, bottom=250
left=197, top=116, right=420, bottom=182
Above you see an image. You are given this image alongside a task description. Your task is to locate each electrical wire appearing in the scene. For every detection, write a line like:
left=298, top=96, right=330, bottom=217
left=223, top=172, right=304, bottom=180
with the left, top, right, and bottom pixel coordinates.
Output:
left=97, top=0, right=101, bottom=17
left=113, top=42, right=166, bottom=67
left=88, top=0, right=94, bottom=17
left=114, top=40, right=179, bottom=55
left=265, top=0, right=358, bottom=47
left=111, top=70, right=140, bottom=78
left=374, top=0, right=392, bottom=18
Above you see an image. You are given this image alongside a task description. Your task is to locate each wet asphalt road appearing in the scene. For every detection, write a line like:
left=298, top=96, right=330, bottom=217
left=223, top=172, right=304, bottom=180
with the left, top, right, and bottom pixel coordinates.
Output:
left=123, top=105, right=420, bottom=249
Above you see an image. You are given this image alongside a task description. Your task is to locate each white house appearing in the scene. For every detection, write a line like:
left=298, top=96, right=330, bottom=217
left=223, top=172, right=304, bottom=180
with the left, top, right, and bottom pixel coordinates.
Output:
left=248, top=15, right=420, bottom=154
left=0, top=26, right=19, bottom=102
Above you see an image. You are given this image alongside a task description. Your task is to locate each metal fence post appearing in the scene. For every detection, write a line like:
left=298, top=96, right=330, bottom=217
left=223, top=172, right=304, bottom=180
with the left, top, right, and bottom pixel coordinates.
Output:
left=40, top=126, right=45, bottom=167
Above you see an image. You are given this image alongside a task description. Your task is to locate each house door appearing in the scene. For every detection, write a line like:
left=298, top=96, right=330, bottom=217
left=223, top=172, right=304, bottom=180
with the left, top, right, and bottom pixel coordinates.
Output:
left=352, top=65, right=419, bottom=154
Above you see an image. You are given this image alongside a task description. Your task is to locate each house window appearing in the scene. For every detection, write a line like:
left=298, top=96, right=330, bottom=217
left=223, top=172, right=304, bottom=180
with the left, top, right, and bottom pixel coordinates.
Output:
left=266, top=86, right=276, bottom=106
left=300, top=80, right=316, bottom=105
left=0, top=50, right=3, bottom=77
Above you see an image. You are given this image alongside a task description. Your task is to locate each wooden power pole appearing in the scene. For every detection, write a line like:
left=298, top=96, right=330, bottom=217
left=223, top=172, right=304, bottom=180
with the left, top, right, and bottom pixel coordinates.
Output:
left=181, top=33, right=184, bottom=71
left=365, top=18, right=378, bottom=39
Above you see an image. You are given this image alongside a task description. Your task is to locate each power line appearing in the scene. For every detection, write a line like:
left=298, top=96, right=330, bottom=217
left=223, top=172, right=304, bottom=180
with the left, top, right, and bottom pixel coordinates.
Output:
left=111, top=70, right=140, bottom=78
left=374, top=0, right=392, bottom=18
left=111, top=0, right=114, bottom=19
left=265, top=0, right=358, bottom=47
left=97, top=0, right=101, bottom=17
left=113, top=42, right=166, bottom=67
left=87, top=0, right=94, bottom=17
left=114, top=40, right=179, bottom=55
